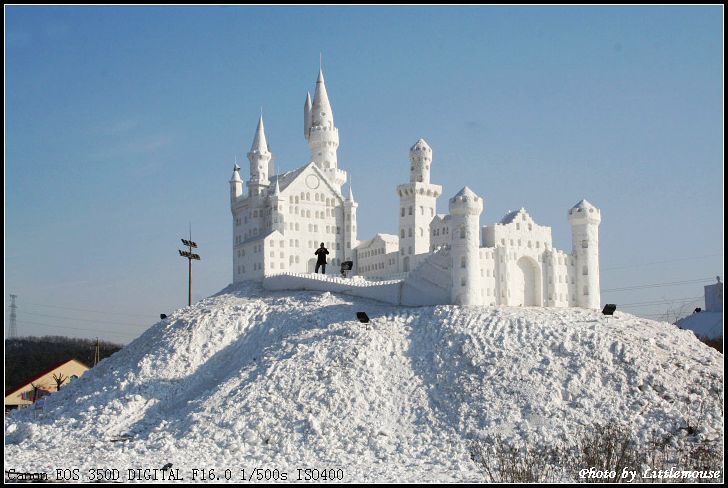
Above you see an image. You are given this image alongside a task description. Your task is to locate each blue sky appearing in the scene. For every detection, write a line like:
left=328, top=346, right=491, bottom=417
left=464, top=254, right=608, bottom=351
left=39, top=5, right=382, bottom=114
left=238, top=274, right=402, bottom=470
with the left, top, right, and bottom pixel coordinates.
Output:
left=5, top=6, right=723, bottom=343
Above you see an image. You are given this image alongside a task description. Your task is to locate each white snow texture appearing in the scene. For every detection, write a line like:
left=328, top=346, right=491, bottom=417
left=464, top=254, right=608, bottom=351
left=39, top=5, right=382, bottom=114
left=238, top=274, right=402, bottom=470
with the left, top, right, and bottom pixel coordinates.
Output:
left=4, top=283, right=724, bottom=482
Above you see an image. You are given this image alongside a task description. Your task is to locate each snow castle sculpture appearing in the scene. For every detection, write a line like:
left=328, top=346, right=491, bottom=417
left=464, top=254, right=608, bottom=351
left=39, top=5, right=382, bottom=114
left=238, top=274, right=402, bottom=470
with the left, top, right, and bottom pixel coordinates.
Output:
left=230, top=64, right=602, bottom=309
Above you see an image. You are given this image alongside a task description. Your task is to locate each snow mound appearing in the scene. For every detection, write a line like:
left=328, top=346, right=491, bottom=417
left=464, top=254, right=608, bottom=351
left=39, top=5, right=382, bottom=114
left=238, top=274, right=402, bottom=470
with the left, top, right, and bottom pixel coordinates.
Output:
left=5, top=283, right=724, bottom=482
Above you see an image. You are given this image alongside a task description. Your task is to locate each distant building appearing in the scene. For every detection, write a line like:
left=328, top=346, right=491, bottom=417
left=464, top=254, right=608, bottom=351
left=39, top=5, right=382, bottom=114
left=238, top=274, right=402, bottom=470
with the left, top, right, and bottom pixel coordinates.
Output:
left=676, top=277, right=723, bottom=340
left=4, top=358, right=90, bottom=411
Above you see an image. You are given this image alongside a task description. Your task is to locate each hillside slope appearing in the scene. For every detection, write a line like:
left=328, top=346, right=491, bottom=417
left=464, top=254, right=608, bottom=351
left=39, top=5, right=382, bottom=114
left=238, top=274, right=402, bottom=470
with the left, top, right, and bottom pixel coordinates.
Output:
left=5, top=283, right=723, bottom=482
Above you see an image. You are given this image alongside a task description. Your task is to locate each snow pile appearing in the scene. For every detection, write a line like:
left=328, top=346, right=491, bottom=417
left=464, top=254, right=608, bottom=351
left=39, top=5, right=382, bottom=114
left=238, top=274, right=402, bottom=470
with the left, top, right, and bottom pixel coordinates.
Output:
left=5, top=283, right=724, bottom=482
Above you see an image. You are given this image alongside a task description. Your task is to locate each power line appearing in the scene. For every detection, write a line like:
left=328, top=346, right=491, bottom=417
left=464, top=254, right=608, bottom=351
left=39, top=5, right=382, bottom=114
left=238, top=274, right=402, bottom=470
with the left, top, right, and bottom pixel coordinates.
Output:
left=21, top=301, right=155, bottom=318
left=602, top=253, right=723, bottom=272
left=603, top=278, right=714, bottom=293
left=617, top=296, right=703, bottom=308
left=14, top=320, right=141, bottom=339
left=17, top=311, right=151, bottom=329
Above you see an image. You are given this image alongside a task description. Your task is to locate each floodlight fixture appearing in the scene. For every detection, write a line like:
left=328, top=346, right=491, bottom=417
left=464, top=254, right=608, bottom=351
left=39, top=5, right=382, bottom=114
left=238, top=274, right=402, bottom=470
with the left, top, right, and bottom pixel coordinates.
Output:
left=602, top=304, right=617, bottom=316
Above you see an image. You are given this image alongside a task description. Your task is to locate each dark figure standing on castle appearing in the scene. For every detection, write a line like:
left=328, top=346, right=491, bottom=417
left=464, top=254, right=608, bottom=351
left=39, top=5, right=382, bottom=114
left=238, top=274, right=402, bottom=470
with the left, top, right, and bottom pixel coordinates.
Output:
left=314, top=243, right=329, bottom=274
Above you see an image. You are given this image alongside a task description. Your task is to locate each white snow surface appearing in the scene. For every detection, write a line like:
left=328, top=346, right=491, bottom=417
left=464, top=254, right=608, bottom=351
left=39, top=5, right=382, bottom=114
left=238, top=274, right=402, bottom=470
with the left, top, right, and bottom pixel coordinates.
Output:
left=5, top=283, right=724, bottom=482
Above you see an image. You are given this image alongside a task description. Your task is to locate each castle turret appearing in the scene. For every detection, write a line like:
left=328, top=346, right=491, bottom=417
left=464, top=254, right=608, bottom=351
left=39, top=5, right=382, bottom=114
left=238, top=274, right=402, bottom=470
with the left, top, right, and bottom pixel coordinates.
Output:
left=229, top=163, right=244, bottom=206
left=304, top=92, right=312, bottom=141
left=344, top=182, right=358, bottom=264
left=270, top=178, right=285, bottom=234
left=397, top=139, right=442, bottom=267
left=307, top=66, right=346, bottom=189
left=247, top=114, right=271, bottom=196
left=568, top=199, right=601, bottom=309
left=410, top=138, right=432, bottom=183
left=449, top=187, right=483, bottom=306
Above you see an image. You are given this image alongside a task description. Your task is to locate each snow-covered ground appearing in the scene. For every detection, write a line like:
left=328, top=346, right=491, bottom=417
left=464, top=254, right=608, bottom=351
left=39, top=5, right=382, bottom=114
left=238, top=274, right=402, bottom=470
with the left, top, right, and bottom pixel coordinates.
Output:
left=5, top=283, right=724, bottom=482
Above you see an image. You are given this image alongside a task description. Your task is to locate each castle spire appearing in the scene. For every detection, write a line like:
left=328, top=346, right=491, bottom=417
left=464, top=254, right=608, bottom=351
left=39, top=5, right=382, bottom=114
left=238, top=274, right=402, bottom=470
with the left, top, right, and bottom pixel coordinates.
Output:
left=311, top=64, right=333, bottom=127
left=304, top=92, right=312, bottom=140
left=250, top=113, right=269, bottom=154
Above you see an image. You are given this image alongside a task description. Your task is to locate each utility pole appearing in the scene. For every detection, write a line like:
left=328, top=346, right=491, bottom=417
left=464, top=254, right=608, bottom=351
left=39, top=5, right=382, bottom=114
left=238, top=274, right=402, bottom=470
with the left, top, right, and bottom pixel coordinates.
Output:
left=178, top=229, right=200, bottom=307
left=9, top=294, right=18, bottom=338
left=93, top=337, right=100, bottom=366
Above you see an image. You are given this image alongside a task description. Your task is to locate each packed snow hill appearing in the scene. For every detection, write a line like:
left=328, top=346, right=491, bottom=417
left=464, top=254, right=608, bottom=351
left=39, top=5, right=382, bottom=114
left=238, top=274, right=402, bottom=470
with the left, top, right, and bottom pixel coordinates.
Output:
left=5, top=283, right=724, bottom=482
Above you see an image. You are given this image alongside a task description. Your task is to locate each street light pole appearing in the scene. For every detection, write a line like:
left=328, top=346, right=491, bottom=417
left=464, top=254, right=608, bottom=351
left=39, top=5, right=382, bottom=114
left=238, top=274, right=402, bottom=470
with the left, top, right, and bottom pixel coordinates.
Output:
left=178, top=234, right=200, bottom=307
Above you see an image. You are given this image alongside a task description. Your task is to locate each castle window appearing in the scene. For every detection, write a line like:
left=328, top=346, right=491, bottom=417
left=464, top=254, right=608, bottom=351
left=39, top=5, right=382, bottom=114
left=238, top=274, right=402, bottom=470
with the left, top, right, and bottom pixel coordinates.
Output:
left=461, top=257, right=466, bottom=268
left=409, top=206, right=413, bottom=215
left=583, top=287, right=589, bottom=296
left=460, top=227, right=466, bottom=239
left=401, top=207, right=405, bottom=217
left=461, top=277, right=467, bottom=287
left=516, top=224, right=520, bottom=230
left=582, top=240, right=589, bottom=248
left=296, top=256, right=300, bottom=263
left=306, top=192, right=310, bottom=201
left=582, top=266, right=588, bottom=276
left=408, top=228, right=413, bottom=237
left=420, top=206, right=424, bottom=215
left=419, top=228, right=424, bottom=237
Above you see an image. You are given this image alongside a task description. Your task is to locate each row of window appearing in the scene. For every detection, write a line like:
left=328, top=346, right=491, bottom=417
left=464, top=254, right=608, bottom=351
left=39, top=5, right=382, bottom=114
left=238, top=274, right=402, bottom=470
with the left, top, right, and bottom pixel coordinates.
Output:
left=360, top=247, right=386, bottom=258
left=400, top=227, right=427, bottom=238
left=499, top=238, right=544, bottom=249
left=400, top=206, right=435, bottom=217
left=289, top=193, right=338, bottom=205
left=510, top=222, right=536, bottom=232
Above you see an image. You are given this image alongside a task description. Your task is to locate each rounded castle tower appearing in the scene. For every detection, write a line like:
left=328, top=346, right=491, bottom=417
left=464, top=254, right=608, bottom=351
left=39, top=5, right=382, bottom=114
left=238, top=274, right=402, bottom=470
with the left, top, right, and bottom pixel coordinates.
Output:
left=397, top=139, right=442, bottom=265
left=229, top=163, right=244, bottom=205
left=449, top=187, right=484, bottom=306
left=568, top=199, right=601, bottom=309
left=409, top=139, right=432, bottom=183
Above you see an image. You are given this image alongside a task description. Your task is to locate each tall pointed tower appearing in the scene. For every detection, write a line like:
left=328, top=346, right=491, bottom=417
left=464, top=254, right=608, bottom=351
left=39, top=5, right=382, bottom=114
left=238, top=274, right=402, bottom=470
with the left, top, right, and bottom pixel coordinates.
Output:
left=397, top=139, right=442, bottom=269
left=306, top=66, right=346, bottom=189
left=270, top=178, right=285, bottom=235
left=247, top=114, right=271, bottom=197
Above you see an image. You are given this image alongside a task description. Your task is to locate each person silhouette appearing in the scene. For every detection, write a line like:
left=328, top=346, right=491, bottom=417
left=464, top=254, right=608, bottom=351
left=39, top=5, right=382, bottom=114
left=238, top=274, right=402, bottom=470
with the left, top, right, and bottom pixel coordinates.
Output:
left=314, top=242, right=329, bottom=274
